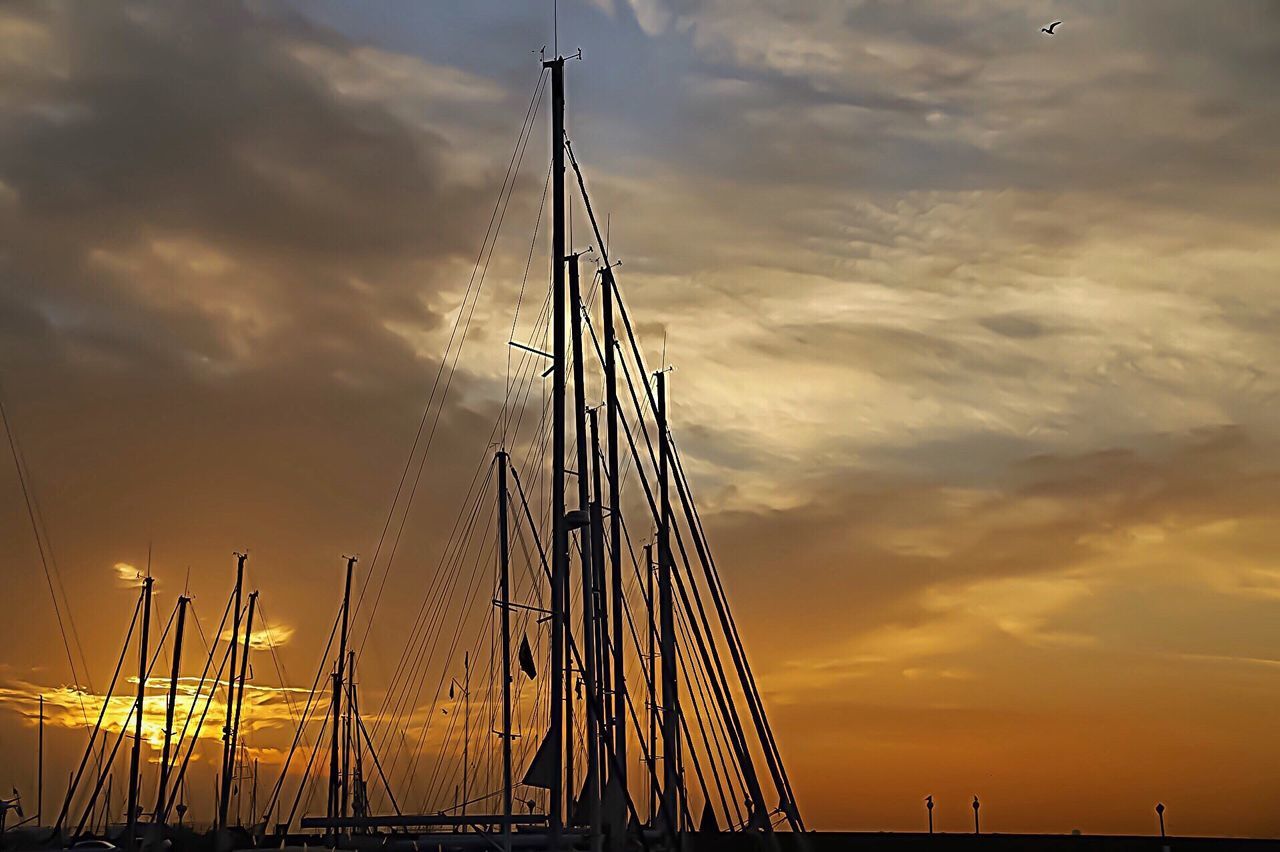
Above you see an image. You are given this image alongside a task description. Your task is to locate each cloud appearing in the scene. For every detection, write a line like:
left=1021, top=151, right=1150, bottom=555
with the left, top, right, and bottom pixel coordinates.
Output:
left=706, top=425, right=1280, bottom=681
left=112, top=561, right=143, bottom=587
left=2, top=0, right=1279, bottom=836
left=0, top=674, right=305, bottom=752
left=221, top=624, right=295, bottom=651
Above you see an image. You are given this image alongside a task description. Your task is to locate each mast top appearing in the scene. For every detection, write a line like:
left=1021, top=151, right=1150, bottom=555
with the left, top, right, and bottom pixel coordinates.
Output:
left=541, top=48, right=581, bottom=69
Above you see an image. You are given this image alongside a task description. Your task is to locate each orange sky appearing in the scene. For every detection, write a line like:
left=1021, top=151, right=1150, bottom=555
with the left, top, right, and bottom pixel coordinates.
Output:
left=1, top=0, right=1278, bottom=838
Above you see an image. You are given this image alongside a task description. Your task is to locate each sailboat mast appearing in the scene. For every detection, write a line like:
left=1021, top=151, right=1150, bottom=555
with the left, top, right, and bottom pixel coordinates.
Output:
left=37, top=694, right=44, bottom=828
left=496, top=450, right=513, bottom=852
left=155, top=594, right=188, bottom=820
left=545, top=51, right=567, bottom=849
left=125, top=574, right=153, bottom=852
left=338, top=556, right=355, bottom=822
left=348, top=649, right=361, bottom=826
left=569, top=253, right=603, bottom=850
left=656, top=371, right=679, bottom=832
left=602, top=266, right=628, bottom=816
left=462, top=651, right=470, bottom=822
left=224, top=591, right=257, bottom=827
left=588, top=410, right=610, bottom=747
left=645, top=542, right=656, bottom=824
left=327, top=670, right=340, bottom=846
left=348, top=651, right=364, bottom=829
left=250, top=758, right=258, bottom=830
left=219, top=552, right=246, bottom=832
left=104, top=773, right=112, bottom=833
left=588, top=409, right=610, bottom=741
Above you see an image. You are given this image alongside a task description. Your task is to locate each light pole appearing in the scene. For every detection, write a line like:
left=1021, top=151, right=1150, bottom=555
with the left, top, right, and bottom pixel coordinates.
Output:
left=926, top=795, right=934, bottom=834
left=972, top=795, right=980, bottom=835
left=450, top=654, right=471, bottom=822
left=1156, top=802, right=1166, bottom=838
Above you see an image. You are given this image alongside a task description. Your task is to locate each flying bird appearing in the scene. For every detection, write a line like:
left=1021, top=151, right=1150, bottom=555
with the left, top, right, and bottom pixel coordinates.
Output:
left=1041, top=20, right=1062, bottom=35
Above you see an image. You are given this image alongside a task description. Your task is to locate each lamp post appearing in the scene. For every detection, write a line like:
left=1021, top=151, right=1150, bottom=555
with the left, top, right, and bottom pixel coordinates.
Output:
left=450, top=654, right=471, bottom=822
left=926, top=795, right=934, bottom=834
left=972, top=795, right=980, bottom=835
left=1156, top=803, right=1166, bottom=838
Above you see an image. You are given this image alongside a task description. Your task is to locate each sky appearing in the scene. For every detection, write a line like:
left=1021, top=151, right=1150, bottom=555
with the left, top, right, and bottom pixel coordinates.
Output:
left=2, top=0, right=1279, bottom=838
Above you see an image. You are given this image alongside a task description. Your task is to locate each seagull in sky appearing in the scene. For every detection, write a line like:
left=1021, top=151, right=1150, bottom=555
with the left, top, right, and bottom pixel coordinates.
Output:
left=1041, top=20, right=1063, bottom=35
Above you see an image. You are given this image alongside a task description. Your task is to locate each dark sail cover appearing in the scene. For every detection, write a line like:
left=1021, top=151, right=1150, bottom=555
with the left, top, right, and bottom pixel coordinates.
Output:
left=518, top=634, right=538, bottom=679
left=520, top=726, right=556, bottom=789
left=603, top=772, right=628, bottom=838
left=569, top=769, right=596, bottom=827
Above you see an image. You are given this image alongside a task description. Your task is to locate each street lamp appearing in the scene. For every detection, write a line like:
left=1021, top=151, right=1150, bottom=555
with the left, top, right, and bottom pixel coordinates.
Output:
left=450, top=653, right=472, bottom=822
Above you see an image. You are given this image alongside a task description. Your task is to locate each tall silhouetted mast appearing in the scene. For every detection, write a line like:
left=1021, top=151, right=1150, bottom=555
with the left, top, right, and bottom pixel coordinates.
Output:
left=327, top=669, right=340, bottom=846
left=324, top=555, right=355, bottom=842
left=219, top=551, right=246, bottom=831
left=602, top=264, right=627, bottom=834
left=656, top=370, right=679, bottom=831
left=338, top=556, right=355, bottom=823
left=222, top=591, right=256, bottom=828
left=588, top=408, right=609, bottom=743
left=545, top=50, right=567, bottom=852
left=497, top=450, right=514, bottom=852
left=569, top=251, right=603, bottom=852
left=37, top=694, right=44, bottom=828
left=645, top=541, right=656, bottom=823
left=125, top=574, right=153, bottom=852
left=155, top=594, right=189, bottom=819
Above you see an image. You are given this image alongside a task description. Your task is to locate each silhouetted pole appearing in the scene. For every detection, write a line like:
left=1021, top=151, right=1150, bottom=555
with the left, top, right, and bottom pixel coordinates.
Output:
left=544, top=50, right=567, bottom=851
left=155, top=595, right=189, bottom=820
left=569, top=252, right=603, bottom=852
left=348, top=650, right=363, bottom=829
left=338, top=556, right=355, bottom=823
left=645, top=542, right=656, bottom=824
left=222, top=591, right=256, bottom=829
left=588, top=408, right=610, bottom=746
left=657, top=370, right=679, bottom=831
left=344, top=657, right=352, bottom=825
left=1156, top=803, right=1166, bottom=838
left=497, top=450, right=513, bottom=852
left=926, top=795, right=933, bottom=835
left=37, top=694, right=44, bottom=828
left=462, top=653, right=470, bottom=821
left=250, top=758, right=258, bottom=831
left=972, top=796, right=980, bottom=835
left=219, top=551, right=246, bottom=831
left=126, top=575, right=154, bottom=852
left=327, top=670, right=340, bottom=846
left=602, top=266, right=627, bottom=819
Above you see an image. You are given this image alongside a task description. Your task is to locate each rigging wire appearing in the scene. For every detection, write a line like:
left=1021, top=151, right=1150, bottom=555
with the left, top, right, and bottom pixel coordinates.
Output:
left=351, top=68, right=549, bottom=655
left=0, top=380, right=93, bottom=723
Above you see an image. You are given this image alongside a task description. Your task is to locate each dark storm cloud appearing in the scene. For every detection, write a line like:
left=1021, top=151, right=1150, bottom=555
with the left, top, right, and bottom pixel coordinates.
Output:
left=0, top=0, right=507, bottom=384
left=626, top=0, right=1280, bottom=213
left=0, top=0, right=547, bottom=686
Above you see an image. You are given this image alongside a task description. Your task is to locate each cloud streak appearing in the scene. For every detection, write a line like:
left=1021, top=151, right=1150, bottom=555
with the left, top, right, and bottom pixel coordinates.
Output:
left=0, top=0, right=1278, bottom=837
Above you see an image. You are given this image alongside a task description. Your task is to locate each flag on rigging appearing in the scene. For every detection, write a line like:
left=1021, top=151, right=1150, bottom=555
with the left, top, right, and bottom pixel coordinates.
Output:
left=518, top=634, right=537, bottom=679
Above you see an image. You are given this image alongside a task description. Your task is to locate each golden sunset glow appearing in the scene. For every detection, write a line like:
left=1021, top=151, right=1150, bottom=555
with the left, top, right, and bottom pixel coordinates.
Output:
left=1, top=0, right=1278, bottom=841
